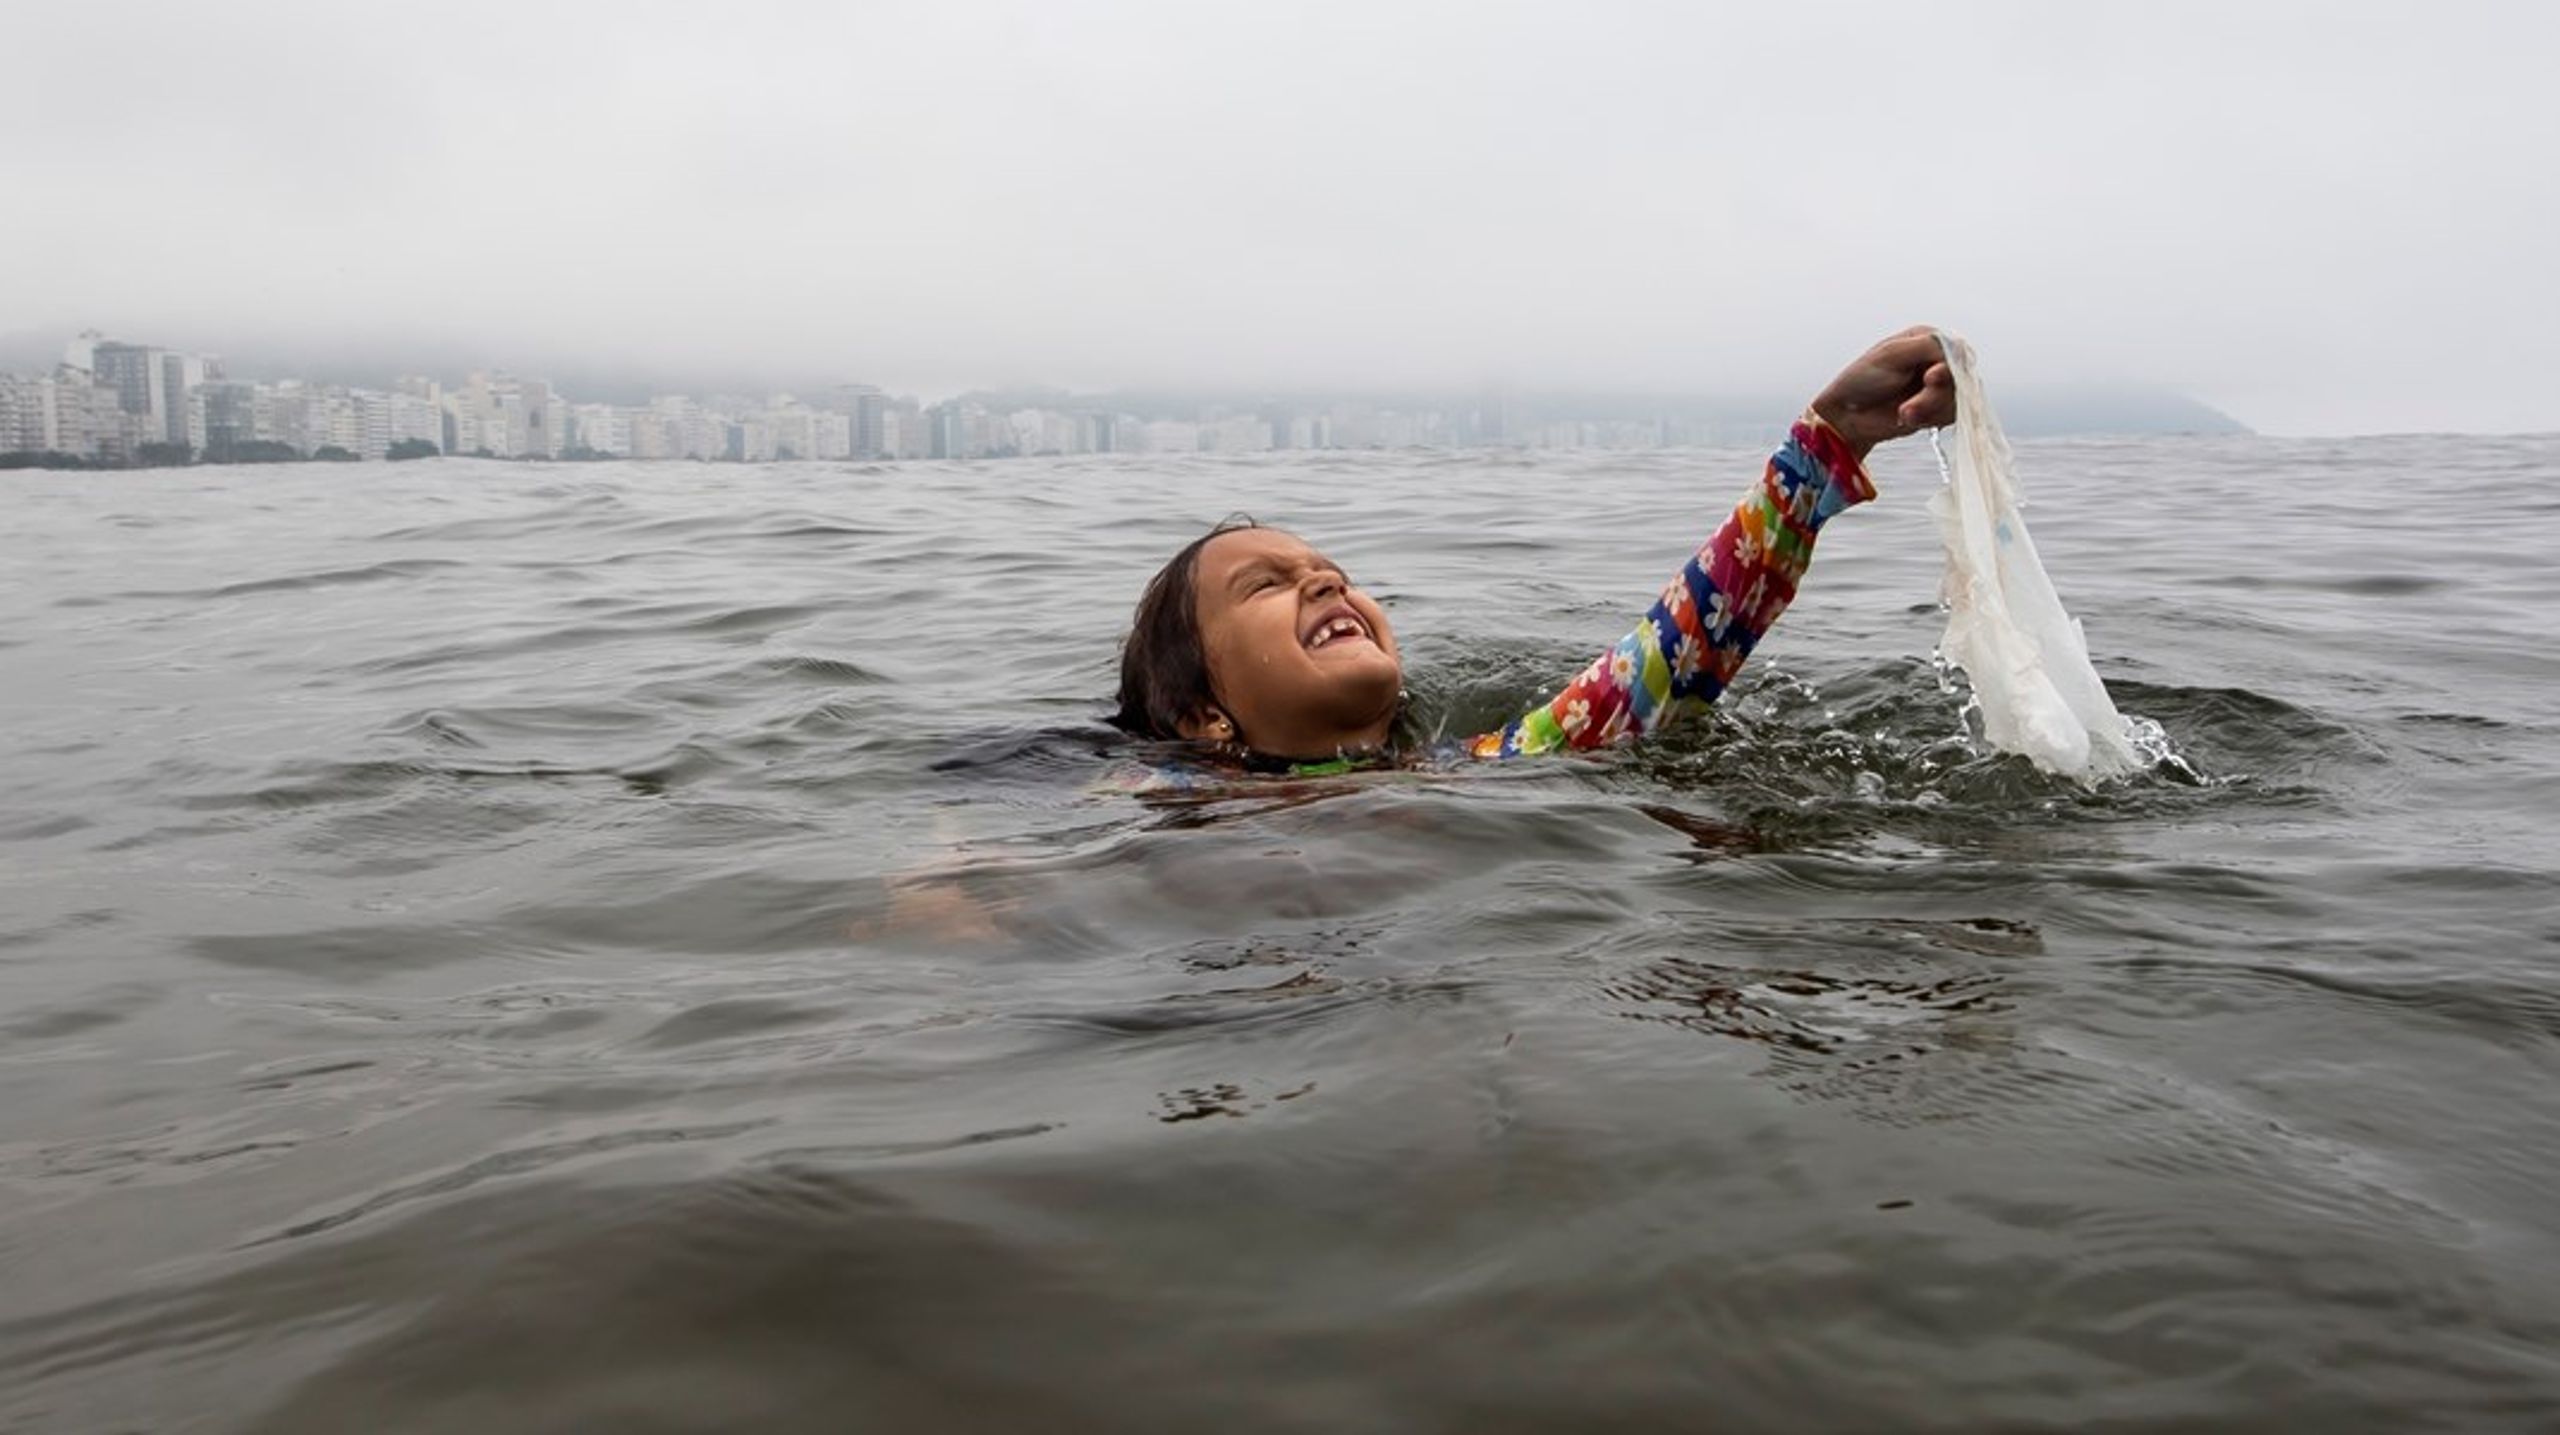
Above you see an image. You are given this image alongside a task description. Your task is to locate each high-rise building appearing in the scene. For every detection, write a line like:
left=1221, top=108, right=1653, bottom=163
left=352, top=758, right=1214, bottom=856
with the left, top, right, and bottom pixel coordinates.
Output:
left=1141, top=419, right=1201, bottom=454
left=885, top=399, right=927, bottom=459
left=651, top=394, right=721, bottom=459
left=929, top=403, right=965, bottom=460
left=813, top=411, right=852, bottom=460
left=258, top=381, right=328, bottom=455
left=351, top=391, right=395, bottom=458
left=0, top=374, right=50, bottom=453
left=571, top=403, right=626, bottom=455
left=57, top=374, right=116, bottom=458
left=388, top=393, right=443, bottom=451
left=818, top=384, right=890, bottom=457
left=90, top=342, right=168, bottom=441
left=199, top=380, right=259, bottom=460
left=82, top=342, right=217, bottom=453
left=522, top=378, right=558, bottom=455
left=625, top=410, right=669, bottom=459
left=158, top=352, right=212, bottom=446
left=448, top=372, right=560, bottom=458
left=1200, top=414, right=1270, bottom=453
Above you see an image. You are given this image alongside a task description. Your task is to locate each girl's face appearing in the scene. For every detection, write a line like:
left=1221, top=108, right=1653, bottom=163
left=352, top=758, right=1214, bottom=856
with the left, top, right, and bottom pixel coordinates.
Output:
left=1187, top=528, right=1402, bottom=759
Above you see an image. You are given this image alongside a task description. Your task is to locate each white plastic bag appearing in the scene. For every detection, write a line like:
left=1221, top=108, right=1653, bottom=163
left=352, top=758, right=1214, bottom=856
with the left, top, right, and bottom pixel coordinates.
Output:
left=1928, top=331, right=2139, bottom=782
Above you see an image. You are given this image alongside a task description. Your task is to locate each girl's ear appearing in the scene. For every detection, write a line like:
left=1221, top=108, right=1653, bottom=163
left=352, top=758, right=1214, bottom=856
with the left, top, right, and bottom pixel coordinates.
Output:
left=1177, top=708, right=1235, bottom=743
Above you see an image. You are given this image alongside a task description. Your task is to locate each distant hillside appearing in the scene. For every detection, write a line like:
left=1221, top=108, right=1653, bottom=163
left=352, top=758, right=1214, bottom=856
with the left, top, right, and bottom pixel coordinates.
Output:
left=1992, top=387, right=2250, bottom=437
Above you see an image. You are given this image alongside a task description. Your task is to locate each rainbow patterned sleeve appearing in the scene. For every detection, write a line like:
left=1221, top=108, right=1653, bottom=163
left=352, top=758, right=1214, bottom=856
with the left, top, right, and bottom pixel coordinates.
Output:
left=1465, top=417, right=1877, bottom=759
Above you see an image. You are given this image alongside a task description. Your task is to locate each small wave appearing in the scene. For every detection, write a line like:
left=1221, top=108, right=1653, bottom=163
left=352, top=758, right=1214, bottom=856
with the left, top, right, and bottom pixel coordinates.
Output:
left=66, top=558, right=469, bottom=605
left=187, top=921, right=532, bottom=979
left=0, top=810, right=90, bottom=841
left=348, top=602, right=833, bottom=677
left=2394, top=711, right=2510, bottom=729
left=2104, top=679, right=2382, bottom=779
left=242, top=1121, right=770, bottom=1248
left=927, top=724, right=1125, bottom=781
left=372, top=493, right=633, bottom=543
left=2206, top=572, right=2452, bottom=597
left=1602, top=950, right=2015, bottom=1056
left=632, top=997, right=851, bottom=1052
left=0, top=983, right=158, bottom=1043
left=737, top=520, right=887, bottom=541
left=741, top=654, right=886, bottom=685
left=174, top=756, right=642, bottom=813
left=379, top=701, right=676, bottom=748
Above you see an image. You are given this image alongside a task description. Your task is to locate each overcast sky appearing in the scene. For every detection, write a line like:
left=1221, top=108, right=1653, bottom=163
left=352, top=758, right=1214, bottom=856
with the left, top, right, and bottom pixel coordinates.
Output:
left=7, top=1, right=2554, bottom=433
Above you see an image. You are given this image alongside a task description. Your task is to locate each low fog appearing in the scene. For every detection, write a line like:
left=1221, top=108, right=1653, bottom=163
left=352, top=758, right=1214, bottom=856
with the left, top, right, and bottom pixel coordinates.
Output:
left=7, top=1, right=2554, bottom=434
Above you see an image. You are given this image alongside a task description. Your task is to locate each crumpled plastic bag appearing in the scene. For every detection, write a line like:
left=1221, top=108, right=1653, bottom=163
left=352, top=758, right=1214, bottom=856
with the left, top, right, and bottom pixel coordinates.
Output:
left=1928, top=331, right=2139, bottom=782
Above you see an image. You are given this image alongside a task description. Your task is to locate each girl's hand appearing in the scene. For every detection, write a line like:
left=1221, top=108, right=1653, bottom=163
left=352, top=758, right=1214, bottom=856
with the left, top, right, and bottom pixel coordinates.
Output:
left=1810, top=326, right=1958, bottom=460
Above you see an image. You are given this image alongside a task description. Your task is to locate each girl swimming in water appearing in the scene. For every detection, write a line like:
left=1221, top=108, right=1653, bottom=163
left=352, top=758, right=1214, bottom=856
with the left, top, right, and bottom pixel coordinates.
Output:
left=1111, top=327, right=1958, bottom=769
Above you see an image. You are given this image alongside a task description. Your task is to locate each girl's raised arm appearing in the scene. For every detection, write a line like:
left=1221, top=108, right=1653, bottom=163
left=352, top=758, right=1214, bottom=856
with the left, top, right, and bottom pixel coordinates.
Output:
left=1464, top=326, right=1953, bottom=758
left=1464, top=418, right=1873, bottom=757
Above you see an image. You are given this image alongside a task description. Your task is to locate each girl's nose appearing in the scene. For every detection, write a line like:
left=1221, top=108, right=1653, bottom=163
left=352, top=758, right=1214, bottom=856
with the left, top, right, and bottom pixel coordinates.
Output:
left=1303, top=569, right=1343, bottom=600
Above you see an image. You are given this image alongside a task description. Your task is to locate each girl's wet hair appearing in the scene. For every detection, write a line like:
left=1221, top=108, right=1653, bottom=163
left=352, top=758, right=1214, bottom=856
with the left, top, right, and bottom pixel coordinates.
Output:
left=1111, top=517, right=1258, bottom=741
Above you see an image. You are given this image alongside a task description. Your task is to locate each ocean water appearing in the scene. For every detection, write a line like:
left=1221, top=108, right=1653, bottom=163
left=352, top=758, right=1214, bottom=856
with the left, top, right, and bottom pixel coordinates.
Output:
left=3, top=437, right=2557, bottom=1432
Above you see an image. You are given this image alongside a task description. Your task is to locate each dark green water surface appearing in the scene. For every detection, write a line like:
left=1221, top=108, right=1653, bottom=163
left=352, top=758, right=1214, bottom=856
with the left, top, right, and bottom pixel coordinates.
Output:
left=3, top=437, right=2557, bottom=1431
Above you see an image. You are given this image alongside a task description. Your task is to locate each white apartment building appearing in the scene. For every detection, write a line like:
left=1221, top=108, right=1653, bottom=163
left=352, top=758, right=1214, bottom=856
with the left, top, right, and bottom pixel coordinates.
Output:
left=0, top=374, right=49, bottom=452
left=572, top=403, right=627, bottom=455
left=1199, top=414, right=1271, bottom=453
left=388, top=393, right=442, bottom=450
left=812, top=411, right=852, bottom=460
left=624, top=409, right=670, bottom=459
left=1138, top=419, right=1199, bottom=454
left=0, top=372, right=98, bottom=453
left=661, top=398, right=724, bottom=460
left=766, top=405, right=814, bottom=461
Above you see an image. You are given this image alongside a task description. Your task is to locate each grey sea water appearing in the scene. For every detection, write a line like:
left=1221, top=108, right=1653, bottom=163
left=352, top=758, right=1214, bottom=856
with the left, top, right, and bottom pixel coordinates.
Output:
left=3, top=436, right=2557, bottom=1432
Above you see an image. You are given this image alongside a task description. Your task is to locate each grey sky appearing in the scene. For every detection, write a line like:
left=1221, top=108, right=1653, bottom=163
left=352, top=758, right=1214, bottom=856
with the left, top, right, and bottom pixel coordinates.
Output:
left=8, top=1, right=2554, bottom=433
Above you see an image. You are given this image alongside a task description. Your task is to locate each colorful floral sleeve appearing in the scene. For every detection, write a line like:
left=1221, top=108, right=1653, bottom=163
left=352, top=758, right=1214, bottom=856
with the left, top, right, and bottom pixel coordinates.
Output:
left=1466, top=417, right=1876, bottom=759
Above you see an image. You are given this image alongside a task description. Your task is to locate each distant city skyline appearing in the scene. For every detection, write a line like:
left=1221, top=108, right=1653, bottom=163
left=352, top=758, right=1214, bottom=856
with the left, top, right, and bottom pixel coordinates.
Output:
left=0, top=327, right=2255, bottom=470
